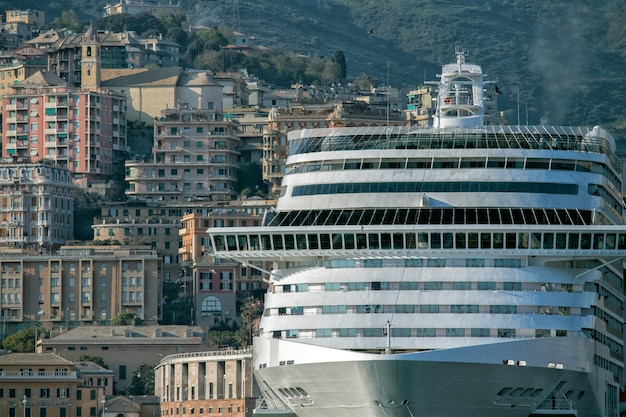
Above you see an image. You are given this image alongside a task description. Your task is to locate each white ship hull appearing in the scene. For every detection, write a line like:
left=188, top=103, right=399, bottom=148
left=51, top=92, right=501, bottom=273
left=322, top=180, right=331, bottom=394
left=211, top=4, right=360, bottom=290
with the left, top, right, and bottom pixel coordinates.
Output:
left=254, top=336, right=603, bottom=417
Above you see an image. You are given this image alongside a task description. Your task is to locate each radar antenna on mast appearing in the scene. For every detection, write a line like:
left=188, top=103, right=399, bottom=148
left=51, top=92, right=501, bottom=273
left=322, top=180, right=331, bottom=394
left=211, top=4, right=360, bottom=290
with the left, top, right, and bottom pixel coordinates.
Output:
left=232, top=0, right=240, bottom=31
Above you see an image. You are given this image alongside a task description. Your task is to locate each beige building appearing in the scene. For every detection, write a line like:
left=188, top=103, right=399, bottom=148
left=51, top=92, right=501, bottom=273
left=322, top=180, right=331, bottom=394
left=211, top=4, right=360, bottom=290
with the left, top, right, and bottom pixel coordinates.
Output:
left=126, top=107, right=240, bottom=203
left=0, top=245, right=160, bottom=328
left=0, top=60, right=44, bottom=98
left=0, top=353, right=106, bottom=417
left=41, top=325, right=207, bottom=394
left=5, top=10, right=45, bottom=28
left=155, top=349, right=256, bottom=417
left=104, top=0, right=181, bottom=17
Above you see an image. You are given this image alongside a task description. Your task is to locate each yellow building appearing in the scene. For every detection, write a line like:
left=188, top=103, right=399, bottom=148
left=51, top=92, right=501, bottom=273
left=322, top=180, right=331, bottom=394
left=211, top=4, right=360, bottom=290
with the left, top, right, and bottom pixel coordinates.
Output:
left=5, top=10, right=45, bottom=28
left=155, top=349, right=256, bottom=417
left=0, top=353, right=106, bottom=417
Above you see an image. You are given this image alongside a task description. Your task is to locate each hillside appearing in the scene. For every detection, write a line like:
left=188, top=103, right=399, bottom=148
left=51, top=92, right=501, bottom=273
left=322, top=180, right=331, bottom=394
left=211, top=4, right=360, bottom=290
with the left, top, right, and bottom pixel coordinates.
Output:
left=4, top=0, right=626, bottom=148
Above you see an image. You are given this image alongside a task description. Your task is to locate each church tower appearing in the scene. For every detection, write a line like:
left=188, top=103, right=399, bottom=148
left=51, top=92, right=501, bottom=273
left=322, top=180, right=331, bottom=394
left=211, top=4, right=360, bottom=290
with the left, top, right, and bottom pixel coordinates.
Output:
left=81, top=23, right=100, bottom=92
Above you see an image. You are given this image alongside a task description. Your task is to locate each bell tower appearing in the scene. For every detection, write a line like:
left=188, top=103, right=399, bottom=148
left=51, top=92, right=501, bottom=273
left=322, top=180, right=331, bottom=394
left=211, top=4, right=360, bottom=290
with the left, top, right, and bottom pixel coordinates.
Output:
left=81, top=23, right=100, bottom=91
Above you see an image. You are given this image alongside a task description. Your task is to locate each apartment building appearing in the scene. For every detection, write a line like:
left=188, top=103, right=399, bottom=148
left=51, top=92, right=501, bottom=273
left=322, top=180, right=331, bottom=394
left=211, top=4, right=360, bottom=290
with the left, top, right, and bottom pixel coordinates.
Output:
left=0, top=245, right=160, bottom=328
left=104, top=0, right=181, bottom=17
left=0, top=353, right=106, bottom=417
left=41, top=325, right=207, bottom=394
left=155, top=349, right=256, bottom=417
left=5, top=10, right=45, bottom=28
left=0, top=161, right=73, bottom=249
left=126, top=107, right=240, bottom=203
left=178, top=199, right=273, bottom=327
left=0, top=59, right=44, bottom=98
left=2, top=71, right=128, bottom=185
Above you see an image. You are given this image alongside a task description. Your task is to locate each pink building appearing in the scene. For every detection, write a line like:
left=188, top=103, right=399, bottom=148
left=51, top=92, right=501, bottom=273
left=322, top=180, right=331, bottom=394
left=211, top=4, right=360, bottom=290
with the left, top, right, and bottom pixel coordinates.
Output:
left=1, top=70, right=127, bottom=184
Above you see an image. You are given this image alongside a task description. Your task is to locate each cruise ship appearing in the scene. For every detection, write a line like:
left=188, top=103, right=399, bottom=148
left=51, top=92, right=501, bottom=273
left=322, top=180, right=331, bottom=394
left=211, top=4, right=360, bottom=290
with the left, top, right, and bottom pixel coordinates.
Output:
left=208, top=50, right=626, bottom=417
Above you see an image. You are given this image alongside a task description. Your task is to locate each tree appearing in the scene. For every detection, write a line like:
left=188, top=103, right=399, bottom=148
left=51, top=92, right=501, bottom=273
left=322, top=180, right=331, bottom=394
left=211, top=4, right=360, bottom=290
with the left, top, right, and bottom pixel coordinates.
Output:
left=73, top=188, right=101, bottom=241
left=76, top=355, right=108, bottom=368
left=2, top=327, right=49, bottom=353
left=332, top=50, right=347, bottom=80
left=237, top=296, right=262, bottom=346
left=354, top=73, right=377, bottom=90
left=111, top=312, right=143, bottom=326
left=50, top=10, right=85, bottom=33
left=128, top=363, right=155, bottom=395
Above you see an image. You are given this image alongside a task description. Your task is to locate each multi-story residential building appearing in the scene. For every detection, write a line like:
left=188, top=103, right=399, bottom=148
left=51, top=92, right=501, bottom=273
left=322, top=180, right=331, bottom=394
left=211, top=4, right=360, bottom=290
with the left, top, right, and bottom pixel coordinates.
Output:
left=0, top=59, right=44, bottom=98
left=5, top=10, right=45, bottom=28
left=0, top=161, right=73, bottom=250
left=0, top=245, right=160, bottom=329
left=140, top=36, right=180, bottom=67
left=104, top=0, right=181, bottom=17
left=126, top=107, right=240, bottom=203
left=178, top=199, right=274, bottom=327
left=155, top=349, right=256, bottom=417
left=2, top=71, right=128, bottom=186
left=0, top=353, right=106, bottom=417
left=41, top=325, right=207, bottom=394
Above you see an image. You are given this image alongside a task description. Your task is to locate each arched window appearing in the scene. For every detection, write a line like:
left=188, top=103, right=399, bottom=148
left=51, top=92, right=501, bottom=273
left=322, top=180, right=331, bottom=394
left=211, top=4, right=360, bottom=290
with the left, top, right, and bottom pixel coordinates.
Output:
left=201, top=296, right=221, bottom=317
left=87, top=46, right=92, bottom=57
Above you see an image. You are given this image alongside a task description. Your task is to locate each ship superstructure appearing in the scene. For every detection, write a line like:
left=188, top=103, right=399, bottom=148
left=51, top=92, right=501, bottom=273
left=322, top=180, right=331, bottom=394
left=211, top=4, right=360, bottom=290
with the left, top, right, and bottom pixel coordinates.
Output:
left=208, top=50, right=626, bottom=417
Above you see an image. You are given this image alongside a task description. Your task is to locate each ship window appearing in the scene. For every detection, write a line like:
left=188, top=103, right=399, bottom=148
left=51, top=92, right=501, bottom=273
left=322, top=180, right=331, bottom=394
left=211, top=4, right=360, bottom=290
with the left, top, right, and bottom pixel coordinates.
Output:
left=381, top=233, right=392, bottom=249
left=427, top=259, right=446, bottom=267
left=214, top=235, right=225, bottom=251
left=605, top=233, right=616, bottom=249
left=530, top=389, right=544, bottom=398
left=339, top=328, right=357, bottom=337
left=471, top=328, right=490, bottom=337
left=555, top=233, right=567, bottom=249
left=363, top=328, right=383, bottom=337
left=226, top=235, right=237, bottom=251
left=316, top=329, right=331, bottom=338
left=332, top=234, right=343, bottom=249
left=272, top=234, right=284, bottom=250
left=356, top=234, right=367, bottom=249
left=465, top=259, right=484, bottom=267
left=480, top=233, right=491, bottom=249
left=260, top=234, right=271, bottom=250
left=556, top=330, right=567, bottom=336
left=368, top=234, right=379, bottom=249
left=405, top=233, right=417, bottom=249
left=325, top=283, right=340, bottom=291
left=396, top=305, right=415, bottom=313
left=443, top=233, right=454, bottom=249
left=518, top=233, right=528, bottom=249
left=392, top=233, right=404, bottom=249
left=487, top=158, right=505, bottom=168
left=307, top=234, right=319, bottom=249
left=404, top=259, right=423, bottom=268
left=284, top=235, right=295, bottom=250
left=238, top=235, right=249, bottom=250
left=618, top=234, right=626, bottom=249
left=344, top=234, right=355, bottom=249
left=296, top=234, right=307, bottom=250
left=320, top=234, right=331, bottom=249
left=430, top=233, right=441, bottom=249
left=467, top=233, right=479, bottom=249
left=505, top=233, right=516, bottom=249
left=455, top=233, right=466, bottom=249
left=535, top=329, right=550, bottom=338
left=543, top=233, right=554, bottom=249
left=417, top=328, right=436, bottom=337
left=446, top=328, right=465, bottom=337
left=250, top=235, right=261, bottom=250
left=509, top=388, right=524, bottom=396
left=417, top=233, right=429, bottom=249
left=399, top=281, right=419, bottom=290
left=391, top=328, right=411, bottom=337
left=497, top=387, right=513, bottom=396
left=497, top=329, right=515, bottom=338
left=568, top=233, right=579, bottom=249
left=531, top=233, right=542, bottom=249
left=503, top=282, right=521, bottom=291
left=477, top=282, right=496, bottom=290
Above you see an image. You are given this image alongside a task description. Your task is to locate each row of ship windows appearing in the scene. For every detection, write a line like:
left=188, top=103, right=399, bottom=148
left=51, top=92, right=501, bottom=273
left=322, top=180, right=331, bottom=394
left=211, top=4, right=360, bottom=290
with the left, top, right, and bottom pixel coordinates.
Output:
left=214, top=231, right=626, bottom=253
left=287, top=157, right=620, bottom=190
left=274, top=328, right=569, bottom=339
left=289, top=181, right=578, bottom=197
left=271, top=305, right=578, bottom=316
left=280, top=281, right=570, bottom=293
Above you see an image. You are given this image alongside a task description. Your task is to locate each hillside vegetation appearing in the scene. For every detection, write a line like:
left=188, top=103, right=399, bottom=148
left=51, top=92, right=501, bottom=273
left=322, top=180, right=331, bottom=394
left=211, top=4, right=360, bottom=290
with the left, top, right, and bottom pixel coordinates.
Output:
left=3, top=0, right=626, bottom=148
